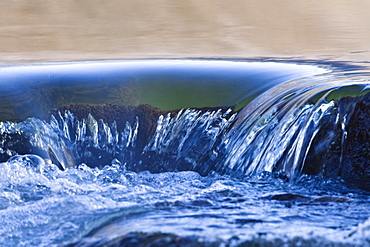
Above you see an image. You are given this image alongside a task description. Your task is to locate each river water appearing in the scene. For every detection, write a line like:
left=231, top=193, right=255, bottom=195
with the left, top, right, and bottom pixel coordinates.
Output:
left=0, top=59, right=369, bottom=246
left=1, top=1, right=370, bottom=247
left=1, top=1, right=370, bottom=62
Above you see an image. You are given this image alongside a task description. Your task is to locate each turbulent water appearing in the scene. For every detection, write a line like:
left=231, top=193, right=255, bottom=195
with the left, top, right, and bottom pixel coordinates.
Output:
left=1, top=59, right=370, bottom=246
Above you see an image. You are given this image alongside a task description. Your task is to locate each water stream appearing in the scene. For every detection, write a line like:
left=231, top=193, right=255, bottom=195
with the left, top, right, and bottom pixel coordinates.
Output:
left=1, top=59, right=370, bottom=246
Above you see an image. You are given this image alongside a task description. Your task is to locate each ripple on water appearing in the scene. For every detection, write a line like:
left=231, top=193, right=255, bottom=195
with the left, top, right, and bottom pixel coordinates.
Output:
left=0, top=60, right=370, bottom=246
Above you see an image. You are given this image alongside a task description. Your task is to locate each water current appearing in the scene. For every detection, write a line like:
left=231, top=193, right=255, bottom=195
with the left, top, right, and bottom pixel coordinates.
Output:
left=1, top=59, right=370, bottom=246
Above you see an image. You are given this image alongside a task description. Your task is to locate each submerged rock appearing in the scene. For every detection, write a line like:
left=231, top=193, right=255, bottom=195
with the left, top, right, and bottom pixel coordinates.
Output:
left=65, top=232, right=225, bottom=247
left=64, top=231, right=355, bottom=247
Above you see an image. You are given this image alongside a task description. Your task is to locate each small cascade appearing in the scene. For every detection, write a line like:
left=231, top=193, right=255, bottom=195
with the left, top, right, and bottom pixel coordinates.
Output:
left=142, top=108, right=235, bottom=173
left=0, top=60, right=369, bottom=184
left=0, top=111, right=139, bottom=170
left=206, top=92, right=336, bottom=179
left=0, top=108, right=236, bottom=174
left=1, top=60, right=370, bottom=246
left=1, top=85, right=370, bottom=185
left=204, top=73, right=370, bottom=182
left=339, top=113, right=348, bottom=174
left=29, top=111, right=140, bottom=169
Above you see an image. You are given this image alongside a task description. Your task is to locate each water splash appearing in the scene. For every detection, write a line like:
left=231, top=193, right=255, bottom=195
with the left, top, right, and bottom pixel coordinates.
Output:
left=206, top=70, right=370, bottom=180
left=0, top=75, right=369, bottom=182
left=0, top=60, right=370, bottom=246
left=0, top=107, right=236, bottom=176
left=142, top=108, right=236, bottom=173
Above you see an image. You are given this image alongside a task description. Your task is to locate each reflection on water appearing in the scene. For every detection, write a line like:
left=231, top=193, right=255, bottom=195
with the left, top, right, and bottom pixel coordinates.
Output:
left=0, top=60, right=325, bottom=120
left=1, top=0, right=370, bottom=62
left=1, top=1, right=370, bottom=246
left=0, top=59, right=369, bottom=246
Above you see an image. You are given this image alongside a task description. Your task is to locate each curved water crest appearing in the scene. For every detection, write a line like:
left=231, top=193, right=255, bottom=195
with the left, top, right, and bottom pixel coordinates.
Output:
left=210, top=66, right=370, bottom=182
left=1, top=59, right=370, bottom=246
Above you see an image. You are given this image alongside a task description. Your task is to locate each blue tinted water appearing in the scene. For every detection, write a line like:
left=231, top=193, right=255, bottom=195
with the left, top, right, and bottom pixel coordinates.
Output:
left=0, top=59, right=370, bottom=246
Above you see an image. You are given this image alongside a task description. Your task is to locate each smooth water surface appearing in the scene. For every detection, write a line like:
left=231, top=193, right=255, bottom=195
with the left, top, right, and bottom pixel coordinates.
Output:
left=0, top=60, right=370, bottom=246
left=0, top=59, right=324, bottom=120
left=1, top=1, right=370, bottom=61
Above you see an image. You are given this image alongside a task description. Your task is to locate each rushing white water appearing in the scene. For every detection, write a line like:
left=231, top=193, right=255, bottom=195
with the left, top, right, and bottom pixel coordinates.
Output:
left=207, top=66, right=370, bottom=179
left=1, top=60, right=370, bottom=246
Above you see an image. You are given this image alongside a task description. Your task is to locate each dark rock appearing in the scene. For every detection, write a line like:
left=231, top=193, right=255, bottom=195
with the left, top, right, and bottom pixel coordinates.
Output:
left=64, top=231, right=224, bottom=247
left=264, top=193, right=311, bottom=202
left=331, top=93, right=370, bottom=190
left=303, top=92, right=370, bottom=190
left=302, top=109, right=341, bottom=176
left=0, top=132, right=33, bottom=162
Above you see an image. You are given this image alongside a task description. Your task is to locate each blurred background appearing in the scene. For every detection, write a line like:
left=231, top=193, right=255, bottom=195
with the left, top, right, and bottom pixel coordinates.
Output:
left=1, top=0, right=370, bottom=62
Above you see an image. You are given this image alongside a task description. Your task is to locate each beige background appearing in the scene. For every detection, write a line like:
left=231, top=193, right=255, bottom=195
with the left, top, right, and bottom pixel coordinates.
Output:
left=1, top=0, right=370, bottom=62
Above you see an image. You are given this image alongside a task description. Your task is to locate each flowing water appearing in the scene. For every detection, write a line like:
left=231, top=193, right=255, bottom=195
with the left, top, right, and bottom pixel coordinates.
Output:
left=1, top=59, right=370, bottom=246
